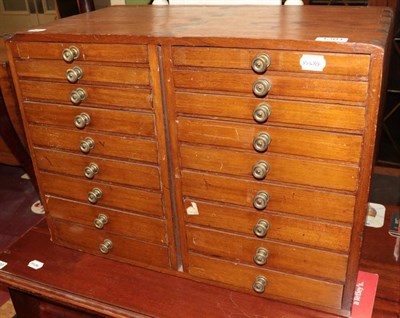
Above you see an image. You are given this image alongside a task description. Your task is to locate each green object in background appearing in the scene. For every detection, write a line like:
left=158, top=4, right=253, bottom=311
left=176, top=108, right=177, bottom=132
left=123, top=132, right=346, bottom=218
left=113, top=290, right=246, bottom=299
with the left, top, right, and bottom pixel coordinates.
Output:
left=125, top=0, right=152, bottom=4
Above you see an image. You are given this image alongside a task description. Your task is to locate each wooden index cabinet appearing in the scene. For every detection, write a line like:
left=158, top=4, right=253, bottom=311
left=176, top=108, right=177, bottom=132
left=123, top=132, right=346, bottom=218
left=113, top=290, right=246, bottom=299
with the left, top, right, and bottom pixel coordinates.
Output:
left=5, top=5, right=392, bottom=316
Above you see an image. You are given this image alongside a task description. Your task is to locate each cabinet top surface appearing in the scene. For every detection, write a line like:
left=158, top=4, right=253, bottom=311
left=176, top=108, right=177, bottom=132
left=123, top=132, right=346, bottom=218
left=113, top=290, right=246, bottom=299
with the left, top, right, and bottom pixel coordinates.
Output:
left=7, top=5, right=392, bottom=50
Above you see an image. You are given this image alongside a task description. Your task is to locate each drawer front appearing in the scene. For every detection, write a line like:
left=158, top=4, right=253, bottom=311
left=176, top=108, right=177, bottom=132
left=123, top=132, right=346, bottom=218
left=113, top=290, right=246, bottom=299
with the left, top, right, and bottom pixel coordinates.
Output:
left=172, top=47, right=370, bottom=77
left=41, top=173, right=164, bottom=217
left=182, top=170, right=355, bottom=223
left=29, top=125, right=158, bottom=163
left=51, top=219, right=169, bottom=269
left=177, top=118, right=362, bottom=163
left=47, top=196, right=167, bottom=244
left=35, top=148, right=160, bottom=190
left=20, top=81, right=152, bottom=110
left=15, top=60, right=150, bottom=86
left=180, top=144, right=359, bottom=192
left=24, top=103, right=155, bottom=138
left=184, top=200, right=352, bottom=249
left=11, top=42, right=148, bottom=64
left=186, top=226, right=347, bottom=282
left=175, top=92, right=365, bottom=132
left=173, top=71, right=368, bottom=104
left=188, top=254, right=343, bottom=309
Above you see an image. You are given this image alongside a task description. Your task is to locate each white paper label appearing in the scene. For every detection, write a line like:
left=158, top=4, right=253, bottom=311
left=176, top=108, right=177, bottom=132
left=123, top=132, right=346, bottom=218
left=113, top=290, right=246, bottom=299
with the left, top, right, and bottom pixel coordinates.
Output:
left=0, top=261, right=7, bottom=269
left=186, top=202, right=199, bottom=215
left=300, top=54, right=326, bottom=72
left=28, top=260, right=44, bottom=270
left=315, top=37, right=348, bottom=43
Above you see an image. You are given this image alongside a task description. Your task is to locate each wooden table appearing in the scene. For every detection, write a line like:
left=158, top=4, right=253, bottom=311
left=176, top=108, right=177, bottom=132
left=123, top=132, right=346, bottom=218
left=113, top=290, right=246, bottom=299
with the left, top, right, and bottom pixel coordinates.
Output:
left=0, top=222, right=339, bottom=318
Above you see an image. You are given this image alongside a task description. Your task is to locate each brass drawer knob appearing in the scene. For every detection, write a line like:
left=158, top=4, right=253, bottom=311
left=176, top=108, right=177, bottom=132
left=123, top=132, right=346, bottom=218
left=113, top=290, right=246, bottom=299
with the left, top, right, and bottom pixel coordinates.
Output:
left=62, top=46, right=80, bottom=62
left=252, top=53, right=271, bottom=74
left=74, top=112, right=91, bottom=129
left=253, top=191, right=270, bottom=210
left=84, top=163, right=99, bottom=179
left=253, top=219, right=270, bottom=238
left=80, top=137, right=95, bottom=154
left=253, top=132, right=271, bottom=152
left=70, top=88, right=87, bottom=104
left=254, top=247, right=269, bottom=266
left=253, top=275, right=268, bottom=293
left=88, top=187, right=102, bottom=204
left=253, top=103, right=271, bottom=123
left=94, top=213, right=108, bottom=229
left=66, top=66, right=83, bottom=83
left=253, top=79, right=271, bottom=97
left=252, top=161, right=270, bottom=180
left=99, top=239, right=112, bottom=254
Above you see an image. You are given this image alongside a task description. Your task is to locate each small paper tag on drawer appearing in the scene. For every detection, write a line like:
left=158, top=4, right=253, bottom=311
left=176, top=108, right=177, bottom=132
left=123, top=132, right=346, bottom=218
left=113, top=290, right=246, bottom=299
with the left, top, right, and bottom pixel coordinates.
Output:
left=0, top=261, right=7, bottom=269
left=186, top=202, right=199, bottom=215
left=315, top=37, right=348, bottom=42
left=299, top=54, right=326, bottom=72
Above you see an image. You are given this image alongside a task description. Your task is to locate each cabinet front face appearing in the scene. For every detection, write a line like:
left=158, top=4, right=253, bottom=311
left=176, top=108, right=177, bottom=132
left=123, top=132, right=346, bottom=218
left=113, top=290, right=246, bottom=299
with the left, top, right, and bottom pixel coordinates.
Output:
left=6, top=9, right=387, bottom=313
left=8, top=41, right=176, bottom=271
left=166, top=45, right=371, bottom=311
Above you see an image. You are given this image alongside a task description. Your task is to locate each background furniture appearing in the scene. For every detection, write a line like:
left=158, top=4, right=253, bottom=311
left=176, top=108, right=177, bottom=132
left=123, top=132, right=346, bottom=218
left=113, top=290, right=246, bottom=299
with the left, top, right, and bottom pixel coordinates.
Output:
left=55, top=0, right=95, bottom=18
left=0, top=42, right=37, bottom=192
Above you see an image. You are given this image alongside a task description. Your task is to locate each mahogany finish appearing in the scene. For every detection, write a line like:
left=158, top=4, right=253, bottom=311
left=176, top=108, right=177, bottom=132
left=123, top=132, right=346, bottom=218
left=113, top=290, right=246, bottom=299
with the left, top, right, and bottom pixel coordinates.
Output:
left=4, top=5, right=392, bottom=317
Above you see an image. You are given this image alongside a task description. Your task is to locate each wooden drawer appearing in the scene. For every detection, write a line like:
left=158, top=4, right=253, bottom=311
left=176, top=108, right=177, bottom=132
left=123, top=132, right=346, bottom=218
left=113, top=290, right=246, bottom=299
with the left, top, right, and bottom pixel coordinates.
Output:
left=11, top=42, right=148, bottom=64
left=29, top=125, right=158, bottom=164
left=175, top=92, right=366, bottom=132
left=177, top=118, right=362, bottom=163
left=172, top=47, right=370, bottom=77
left=40, top=172, right=164, bottom=217
left=187, top=254, right=343, bottom=309
left=35, top=148, right=161, bottom=190
left=181, top=170, right=356, bottom=223
left=51, top=219, right=170, bottom=269
left=15, top=60, right=150, bottom=86
left=20, top=80, right=152, bottom=110
left=184, top=200, right=352, bottom=249
left=180, top=144, right=359, bottom=192
left=24, top=103, right=155, bottom=138
left=186, top=226, right=347, bottom=282
left=47, top=196, right=167, bottom=244
left=173, top=71, right=368, bottom=104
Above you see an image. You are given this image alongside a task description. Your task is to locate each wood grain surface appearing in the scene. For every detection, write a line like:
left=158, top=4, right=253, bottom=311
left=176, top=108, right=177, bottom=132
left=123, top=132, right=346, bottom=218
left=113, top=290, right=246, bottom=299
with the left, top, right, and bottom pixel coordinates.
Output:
left=3, top=5, right=392, bottom=315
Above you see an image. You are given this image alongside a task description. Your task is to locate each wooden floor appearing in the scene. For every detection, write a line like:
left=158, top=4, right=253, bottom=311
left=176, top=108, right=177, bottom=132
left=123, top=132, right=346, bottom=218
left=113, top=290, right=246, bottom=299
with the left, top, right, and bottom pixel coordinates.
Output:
left=0, top=164, right=399, bottom=317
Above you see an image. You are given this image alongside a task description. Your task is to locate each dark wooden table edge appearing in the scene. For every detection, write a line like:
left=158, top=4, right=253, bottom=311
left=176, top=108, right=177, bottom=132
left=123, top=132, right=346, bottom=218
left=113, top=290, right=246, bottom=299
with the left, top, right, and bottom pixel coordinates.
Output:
left=0, top=273, right=148, bottom=318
